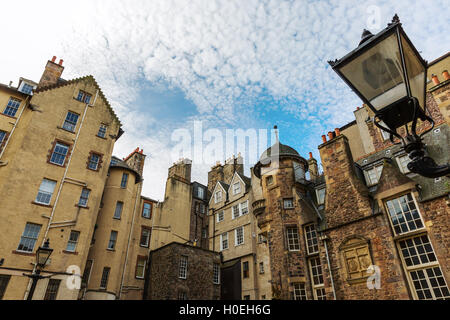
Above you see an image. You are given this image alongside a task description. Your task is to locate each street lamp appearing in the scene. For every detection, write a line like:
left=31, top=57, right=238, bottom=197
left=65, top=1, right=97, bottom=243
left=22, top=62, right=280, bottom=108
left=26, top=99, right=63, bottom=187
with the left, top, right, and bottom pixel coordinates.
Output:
left=328, top=14, right=450, bottom=178
left=25, top=239, right=53, bottom=300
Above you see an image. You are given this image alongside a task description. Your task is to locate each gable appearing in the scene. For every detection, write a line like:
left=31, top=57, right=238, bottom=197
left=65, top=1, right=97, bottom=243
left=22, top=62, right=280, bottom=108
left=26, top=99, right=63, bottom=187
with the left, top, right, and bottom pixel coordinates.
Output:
left=208, top=181, right=227, bottom=206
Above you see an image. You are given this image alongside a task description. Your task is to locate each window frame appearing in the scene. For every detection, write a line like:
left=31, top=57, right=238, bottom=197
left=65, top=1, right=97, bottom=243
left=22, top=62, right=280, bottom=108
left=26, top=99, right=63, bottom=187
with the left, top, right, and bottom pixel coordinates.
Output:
left=113, top=201, right=123, bottom=219
left=217, top=210, right=224, bottom=223
left=283, top=198, right=294, bottom=209
left=242, top=261, right=249, bottom=278
left=62, top=111, right=79, bottom=132
left=304, top=223, right=319, bottom=255
left=309, top=256, right=325, bottom=300
left=214, top=190, right=222, bottom=203
left=48, top=140, right=71, bottom=167
left=140, top=227, right=151, bottom=248
left=97, top=123, right=108, bottom=138
left=142, top=201, right=152, bottom=219
left=44, top=279, right=61, bottom=300
left=179, top=255, right=188, bottom=279
left=364, top=164, right=383, bottom=186
left=76, top=90, right=92, bottom=104
left=384, top=192, right=424, bottom=236
left=316, top=187, right=326, bottom=205
left=232, top=182, right=241, bottom=195
left=66, top=230, right=80, bottom=252
left=286, top=226, right=300, bottom=251
left=107, top=231, right=118, bottom=250
left=396, top=154, right=412, bottom=174
left=213, top=263, right=220, bottom=284
left=292, top=283, right=307, bottom=300
left=120, top=173, right=129, bottom=188
left=78, top=188, right=91, bottom=207
left=100, top=267, right=110, bottom=289
left=17, top=223, right=41, bottom=253
left=235, top=226, right=244, bottom=246
left=135, top=256, right=147, bottom=279
left=35, top=178, right=57, bottom=206
left=0, top=275, right=11, bottom=300
left=87, top=151, right=103, bottom=171
left=220, top=232, right=228, bottom=251
left=3, top=97, right=21, bottom=117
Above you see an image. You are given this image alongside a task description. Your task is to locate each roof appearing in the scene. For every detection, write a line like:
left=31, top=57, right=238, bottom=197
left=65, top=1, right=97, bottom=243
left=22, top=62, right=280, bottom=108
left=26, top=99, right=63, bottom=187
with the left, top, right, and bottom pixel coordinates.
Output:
left=109, top=156, right=142, bottom=183
left=34, top=75, right=121, bottom=126
left=235, top=171, right=251, bottom=187
left=218, top=181, right=230, bottom=192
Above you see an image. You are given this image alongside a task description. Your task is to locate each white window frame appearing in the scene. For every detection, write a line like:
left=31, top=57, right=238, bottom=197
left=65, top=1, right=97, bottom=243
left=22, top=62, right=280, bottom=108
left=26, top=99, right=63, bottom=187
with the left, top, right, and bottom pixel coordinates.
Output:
left=283, top=198, right=294, bottom=209
left=364, top=165, right=383, bottom=186
left=66, top=230, right=80, bottom=252
left=232, top=182, right=241, bottom=195
left=107, top=231, right=118, bottom=250
left=259, top=262, right=264, bottom=274
left=35, top=179, right=57, bottom=205
left=235, top=226, right=244, bottom=246
left=220, top=232, right=229, bottom=251
left=309, top=257, right=325, bottom=300
left=136, top=256, right=147, bottom=279
left=304, top=224, right=319, bottom=255
left=316, top=187, right=326, bottom=205
left=240, top=200, right=249, bottom=215
left=286, top=226, right=300, bottom=251
left=217, top=210, right=224, bottom=223
left=214, top=190, right=222, bottom=203
left=293, top=283, right=307, bottom=300
left=97, top=124, right=107, bottom=138
left=385, top=193, right=425, bottom=236
left=197, top=187, right=204, bottom=199
left=213, top=263, right=220, bottom=284
left=17, top=223, right=41, bottom=253
left=397, top=154, right=412, bottom=174
left=78, top=188, right=90, bottom=207
left=232, top=204, right=240, bottom=219
left=179, top=256, right=188, bottom=279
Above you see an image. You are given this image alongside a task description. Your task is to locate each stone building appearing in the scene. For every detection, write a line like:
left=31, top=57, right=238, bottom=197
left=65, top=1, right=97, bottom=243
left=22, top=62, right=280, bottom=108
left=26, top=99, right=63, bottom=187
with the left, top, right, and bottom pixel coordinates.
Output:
left=208, top=155, right=272, bottom=300
left=0, top=57, right=157, bottom=300
left=150, top=159, right=209, bottom=251
left=144, top=242, right=221, bottom=300
left=250, top=52, right=449, bottom=300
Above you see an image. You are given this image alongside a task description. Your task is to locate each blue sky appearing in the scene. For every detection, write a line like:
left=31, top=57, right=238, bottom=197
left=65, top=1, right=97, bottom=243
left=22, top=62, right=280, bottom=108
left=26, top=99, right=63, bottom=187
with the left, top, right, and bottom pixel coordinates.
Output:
left=1, top=0, right=448, bottom=199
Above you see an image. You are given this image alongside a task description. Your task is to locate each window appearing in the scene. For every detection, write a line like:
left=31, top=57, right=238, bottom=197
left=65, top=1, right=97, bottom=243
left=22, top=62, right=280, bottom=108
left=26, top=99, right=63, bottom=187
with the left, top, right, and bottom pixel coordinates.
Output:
left=0, top=275, right=11, bottom=300
left=258, top=233, right=267, bottom=243
left=88, top=153, right=101, bottom=171
left=316, top=187, right=326, bottom=205
left=178, top=291, right=187, bottom=300
left=220, top=232, right=228, bottom=251
left=292, top=283, right=307, bottom=300
left=142, top=202, right=152, bottom=218
left=17, top=223, right=41, bottom=253
left=197, top=186, right=204, bottom=199
left=81, top=260, right=93, bottom=288
left=284, top=198, right=294, bottom=209
left=286, top=226, right=300, bottom=251
left=62, top=111, right=79, bottom=132
left=379, top=121, right=391, bottom=140
left=397, top=154, right=412, bottom=174
left=243, top=261, right=249, bottom=278
left=120, top=173, right=129, bottom=188
left=214, top=190, right=222, bottom=203
left=217, top=211, right=224, bottom=222
left=179, top=256, right=188, bottom=279
left=197, top=203, right=205, bottom=214
left=66, top=231, right=80, bottom=252
left=266, top=175, right=273, bottom=185
left=240, top=201, right=248, bottom=215
left=113, top=201, right=123, bottom=219
left=3, top=97, right=21, bottom=117
left=100, top=267, right=110, bottom=289
left=235, top=226, right=244, bottom=246
left=140, top=228, right=151, bottom=247
left=97, top=124, right=107, bottom=138
left=385, top=193, right=423, bottom=235
left=20, top=83, right=34, bottom=95
left=35, top=179, right=56, bottom=205
left=136, top=256, right=147, bottom=279
left=44, top=279, right=61, bottom=300
left=202, top=228, right=207, bottom=239
left=78, top=188, right=90, bottom=207
left=364, top=165, right=383, bottom=186
left=293, top=161, right=305, bottom=181
left=233, top=182, right=241, bottom=195
left=108, top=231, right=118, bottom=250
left=0, top=130, right=7, bottom=150
left=304, top=224, right=319, bottom=255
left=213, top=263, right=220, bottom=284
left=309, top=257, right=325, bottom=300
left=398, top=234, right=449, bottom=300
left=232, top=204, right=240, bottom=219
left=76, top=90, right=92, bottom=104
left=50, top=142, right=69, bottom=166
left=340, top=238, right=373, bottom=281
left=243, top=295, right=250, bottom=300
left=259, top=262, right=264, bottom=274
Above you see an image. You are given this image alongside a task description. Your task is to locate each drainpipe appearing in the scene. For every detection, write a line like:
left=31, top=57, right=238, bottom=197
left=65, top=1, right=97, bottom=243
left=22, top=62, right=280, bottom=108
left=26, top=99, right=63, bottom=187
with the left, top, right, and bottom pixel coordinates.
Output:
left=0, top=95, right=30, bottom=161
left=119, top=180, right=142, bottom=299
left=41, top=90, right=98, bottom=244
left=322, top=236, right=337, bottom=300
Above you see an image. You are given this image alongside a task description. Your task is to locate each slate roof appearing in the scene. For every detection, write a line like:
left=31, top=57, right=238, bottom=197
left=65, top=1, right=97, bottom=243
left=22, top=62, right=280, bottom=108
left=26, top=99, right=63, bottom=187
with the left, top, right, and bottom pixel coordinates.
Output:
left=109, top=156, right=142, bottom=183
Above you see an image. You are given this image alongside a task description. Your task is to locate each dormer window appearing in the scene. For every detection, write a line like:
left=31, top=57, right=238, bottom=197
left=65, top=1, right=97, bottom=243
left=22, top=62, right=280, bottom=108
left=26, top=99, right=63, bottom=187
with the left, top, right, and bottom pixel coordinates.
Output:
left=364, top=165, right=383, bottom=186
left=316, top=187, right=326, bottom=205
left=397, top=155, right=412, bottom=174
left=197, top=186, right=204, bottom=199
left=233, top=182, right=241, bottom=195
left=19, top=83, right=34, bottom=95
left=214, top=190, right=222, bottom=203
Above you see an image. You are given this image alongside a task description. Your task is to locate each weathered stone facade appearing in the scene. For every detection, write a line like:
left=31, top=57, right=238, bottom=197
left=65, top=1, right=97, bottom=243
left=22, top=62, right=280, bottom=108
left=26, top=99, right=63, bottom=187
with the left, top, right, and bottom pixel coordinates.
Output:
left=145, top=242, right=221, bottom=300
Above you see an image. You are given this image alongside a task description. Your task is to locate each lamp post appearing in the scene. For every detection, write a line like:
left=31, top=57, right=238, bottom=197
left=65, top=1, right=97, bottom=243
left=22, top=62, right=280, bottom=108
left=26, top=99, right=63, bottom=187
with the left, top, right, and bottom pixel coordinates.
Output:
left=328, top=14, right=450, bottom=178
left=24, top=239, right=53, bottom=300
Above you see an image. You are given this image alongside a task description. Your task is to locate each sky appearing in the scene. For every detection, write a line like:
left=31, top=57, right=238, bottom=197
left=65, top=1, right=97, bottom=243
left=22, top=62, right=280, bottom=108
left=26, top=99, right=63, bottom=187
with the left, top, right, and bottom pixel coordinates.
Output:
left=0, top=0, right=448, bottom=200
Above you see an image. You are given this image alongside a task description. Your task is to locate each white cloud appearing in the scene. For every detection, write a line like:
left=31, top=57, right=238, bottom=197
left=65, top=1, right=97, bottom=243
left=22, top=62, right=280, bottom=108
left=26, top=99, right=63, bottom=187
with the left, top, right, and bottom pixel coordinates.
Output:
left=1, top=0, right=448, bottom=199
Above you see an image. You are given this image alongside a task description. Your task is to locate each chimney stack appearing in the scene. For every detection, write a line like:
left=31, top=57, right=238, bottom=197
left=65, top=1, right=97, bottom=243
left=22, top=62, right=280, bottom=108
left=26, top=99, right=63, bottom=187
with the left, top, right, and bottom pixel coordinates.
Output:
left=443, top=70, right=450, bottom=81
left=321, top=135, right=327, bottom=143
left=38, top=56, right=65, bottom=89
left=431, top=74, right=440, bottom=86
left=335, top=128, right=341, bottom=136
left=307, top=152, right=319, bottom=182
left=59, top=59, right=64, bottom=66
left=327, top=131, right=334, bottom=140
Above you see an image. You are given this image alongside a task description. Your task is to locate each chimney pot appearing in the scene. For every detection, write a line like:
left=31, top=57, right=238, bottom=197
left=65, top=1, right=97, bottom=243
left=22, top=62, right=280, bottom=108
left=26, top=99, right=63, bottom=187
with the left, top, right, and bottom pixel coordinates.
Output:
left=443, top=70, right=450, bottom=81
left=321, top=135, right=327, bottom=143
left=431, top=74, right=440, bottom=85
left=51, top=56, right=57, bottom=62
left=327, top=131, right=334, bottom=140
left=58, top=59, right=63, bottom=66
left=309, top=152, right=313, bottom=159
left=356, top=106, right=360, bottom=110
left=335, top=128, right=341, bottom=136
